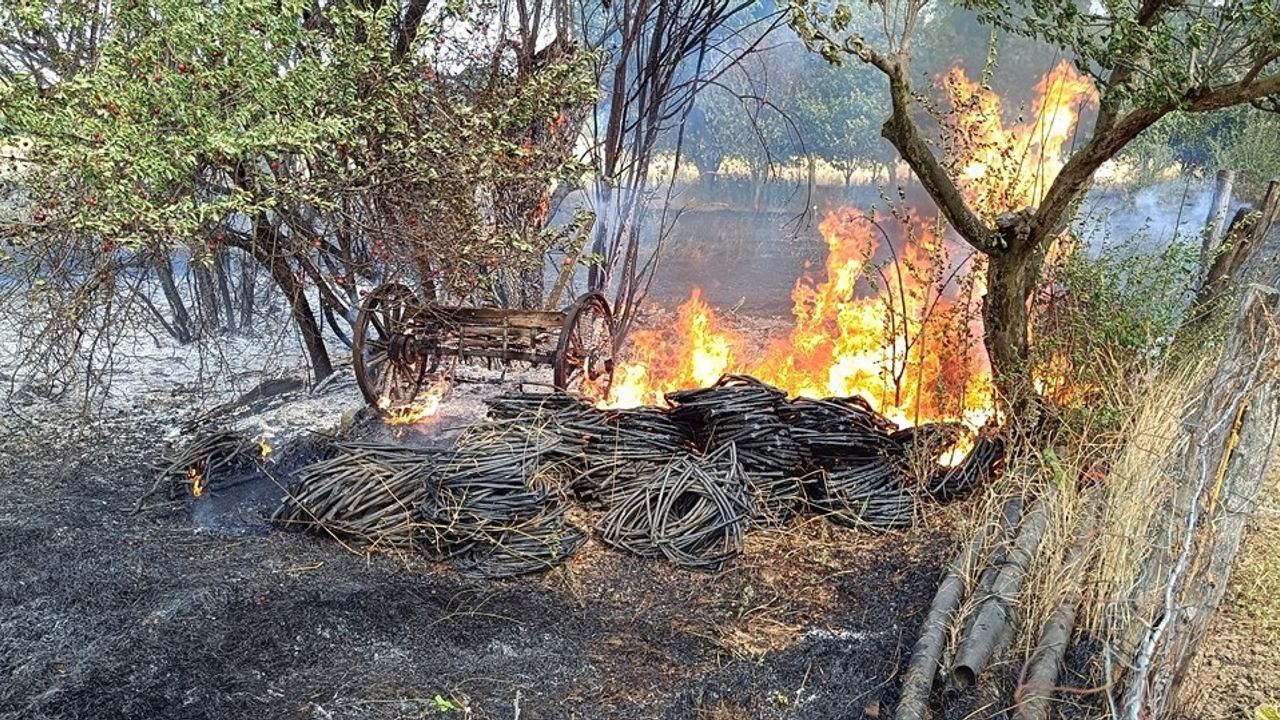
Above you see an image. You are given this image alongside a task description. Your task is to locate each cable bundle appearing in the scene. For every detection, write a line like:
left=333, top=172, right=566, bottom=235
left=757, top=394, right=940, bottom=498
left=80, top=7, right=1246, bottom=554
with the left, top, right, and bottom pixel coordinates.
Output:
left=782, top=396, right=903, bottom=465
left=808, top=458, right=916, bottom=531
left=272, top=442, right=441, bottom=549
left=597, top=444, right=754, bottom=572
left=556, top=405, right=694, bottom=506
left=667, top=375, right=802, bottom=473
left=925, top=435, right=1005, bottom=501
left=417, top=425, right=586, bottom=576
left=666, top=375, right=806, bottom=526
left=163, top=429, right=267, bottom=496
left=448, top=504, right=587, bottom=579
left=486, top=392, right=594, bottom=423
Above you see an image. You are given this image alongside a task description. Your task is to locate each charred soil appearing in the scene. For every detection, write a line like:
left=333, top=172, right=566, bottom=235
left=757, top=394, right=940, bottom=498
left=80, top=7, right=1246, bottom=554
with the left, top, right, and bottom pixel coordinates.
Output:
left=0, top=404, right=949, bottom=720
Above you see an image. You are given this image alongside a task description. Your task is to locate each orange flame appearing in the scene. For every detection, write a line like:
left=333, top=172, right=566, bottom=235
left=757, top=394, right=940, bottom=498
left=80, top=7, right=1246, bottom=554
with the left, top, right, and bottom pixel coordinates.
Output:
left=600, top=62, right=1095, bottom=459
left=605, top=209, right=993, bottom=434
left=188, top=465, right=204, bottom=498
left=380, top=377, right=450, bottom=425
left=942, top=59, right=1098, bottom=218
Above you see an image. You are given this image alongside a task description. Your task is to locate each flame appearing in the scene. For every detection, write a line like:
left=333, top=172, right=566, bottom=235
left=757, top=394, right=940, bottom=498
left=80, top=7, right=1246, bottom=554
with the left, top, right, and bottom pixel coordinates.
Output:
left=606, top=287, right=740, bottom=408
left=939, top=434, right=975, bottom=468
left=606, top=208, right=995, bottom=434
left=257, top=435, right=273, bottom=461
left=597, top=62, right=1096, bottom=463
left=188, top=465, right=204, bottom=498
left=942, top=60, right=1098, bottom=218
left=380, top=376, right=450, bottom=425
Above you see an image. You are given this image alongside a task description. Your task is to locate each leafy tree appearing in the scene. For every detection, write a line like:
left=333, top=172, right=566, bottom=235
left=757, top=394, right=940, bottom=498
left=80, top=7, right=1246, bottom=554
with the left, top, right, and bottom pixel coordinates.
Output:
left=1122, top=107, right=1280, bottom=192
left=1, top=0, right=595, bottom=384
left=790, top=0, right=1280, bottom=408
left=791, top=53, right=892, bottom=185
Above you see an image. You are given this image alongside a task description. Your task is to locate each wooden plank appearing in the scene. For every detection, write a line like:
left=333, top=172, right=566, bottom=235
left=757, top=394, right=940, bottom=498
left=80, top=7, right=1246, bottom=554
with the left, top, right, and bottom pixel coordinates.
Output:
left=1122, top=284, right=1280, bottom=718
left=432, top=346, right=555, bottom=364
left=428, top=306, right=566, bottom=329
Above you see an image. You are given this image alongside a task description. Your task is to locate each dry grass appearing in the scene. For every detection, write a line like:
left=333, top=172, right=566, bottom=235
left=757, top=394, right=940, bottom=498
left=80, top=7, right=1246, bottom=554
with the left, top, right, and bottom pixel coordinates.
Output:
left=1079, top=361, right=1211, bottom=665
left=922, top=358, right=1220, bottom=718
left=974, top=342, right=1280, bottom=720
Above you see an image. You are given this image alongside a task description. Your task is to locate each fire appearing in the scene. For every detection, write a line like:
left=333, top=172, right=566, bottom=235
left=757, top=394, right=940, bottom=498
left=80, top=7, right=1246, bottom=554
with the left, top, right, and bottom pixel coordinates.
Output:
left=188, top=465, right=204, bottom=498
left=942, top=59, right=1098, bottom=218
left=606, top=208, right=994, bottom=432
left=598, top=61, right=1097, bottom=444
left=380, top=376, right=450, bottom=425
left=606, top=288, right=740, bottom=409
left=257, top=435, right=273, bottom=461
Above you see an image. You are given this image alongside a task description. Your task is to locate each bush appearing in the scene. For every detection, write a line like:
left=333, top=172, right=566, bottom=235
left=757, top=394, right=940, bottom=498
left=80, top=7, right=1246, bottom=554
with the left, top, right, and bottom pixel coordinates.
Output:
left=1031, top=236, right=1199, bottom=431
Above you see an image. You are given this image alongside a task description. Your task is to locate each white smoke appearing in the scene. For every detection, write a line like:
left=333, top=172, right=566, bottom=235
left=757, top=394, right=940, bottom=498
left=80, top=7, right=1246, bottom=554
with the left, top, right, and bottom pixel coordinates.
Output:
left=1074, top=178, right=1246, bottom=256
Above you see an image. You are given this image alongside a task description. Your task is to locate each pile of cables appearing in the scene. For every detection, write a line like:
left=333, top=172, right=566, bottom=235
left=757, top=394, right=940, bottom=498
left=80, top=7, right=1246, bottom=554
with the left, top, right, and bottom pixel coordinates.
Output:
left=489, top=395, right=692, bottom=509
left=274, top=425, right=589, bottom=577
left=161, top=429, right=266, bottom=497
left=924, top=434, right=1006, bottom=501
left=272, top=442, right=441, bottom=549
left=275, top=373, right=1004, bottom=577
left=666, top=376, right=806, bottom=528
left=418, top=423, right=587, bottom=578
left=597, top=444, right=753, bottom=572
left=779, top=395, right=916, bottom=529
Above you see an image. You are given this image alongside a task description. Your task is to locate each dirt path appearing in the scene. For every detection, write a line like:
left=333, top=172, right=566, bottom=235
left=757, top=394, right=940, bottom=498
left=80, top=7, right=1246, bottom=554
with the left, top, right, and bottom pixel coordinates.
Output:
left=0, top=405, right=948, bottom=720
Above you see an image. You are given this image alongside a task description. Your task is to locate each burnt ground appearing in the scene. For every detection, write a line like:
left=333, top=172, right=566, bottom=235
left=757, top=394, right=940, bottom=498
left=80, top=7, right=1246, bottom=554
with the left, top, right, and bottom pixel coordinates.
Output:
left=0, top=405, right=950, bottom=720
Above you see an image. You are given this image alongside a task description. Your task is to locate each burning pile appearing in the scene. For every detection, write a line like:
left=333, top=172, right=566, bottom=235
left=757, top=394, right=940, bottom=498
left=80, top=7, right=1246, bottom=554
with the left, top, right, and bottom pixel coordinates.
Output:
left=274, top=375, right=1003, bottom=577
left=602, top=62, right=1100, bottom=433
left=607, top=208, right=993, bottom=432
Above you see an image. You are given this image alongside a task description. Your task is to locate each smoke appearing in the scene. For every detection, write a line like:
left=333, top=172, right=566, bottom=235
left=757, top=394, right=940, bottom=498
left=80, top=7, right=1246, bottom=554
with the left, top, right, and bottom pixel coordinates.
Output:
left=1075, top=178, right=1245, bottom=256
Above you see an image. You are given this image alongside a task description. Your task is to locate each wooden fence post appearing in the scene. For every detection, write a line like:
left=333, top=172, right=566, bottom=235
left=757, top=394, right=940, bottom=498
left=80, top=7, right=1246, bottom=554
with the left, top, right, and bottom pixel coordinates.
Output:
left=1200, top=169, right=1236, bottom=283
left=1121, top=284, right=1280, bottom=719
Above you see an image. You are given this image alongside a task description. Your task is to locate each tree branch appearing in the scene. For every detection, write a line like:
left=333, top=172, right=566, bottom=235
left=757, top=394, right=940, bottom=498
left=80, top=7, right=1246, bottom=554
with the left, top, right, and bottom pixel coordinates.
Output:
left=880, top=67, right=997, bottom=253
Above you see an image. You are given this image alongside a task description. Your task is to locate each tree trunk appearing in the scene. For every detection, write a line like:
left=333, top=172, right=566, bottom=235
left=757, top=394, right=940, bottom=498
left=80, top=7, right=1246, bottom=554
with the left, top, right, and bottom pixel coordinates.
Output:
left=192, top=263, right=221, bottom=334
left=1187, top=179, right=1280, bottom=330
left=983, top=239, right=1044, bottom=410
left=154, top=252, right=193, bottom=344
left=233, top=222, right=334, bottom=382
left=238, top=250, right=256, bottom=330
left=1199, top=170, right=1236, bottom=283
left=519, top=253, right=544, bottom=309
left=213, top=248, right=237, bottom=331
left=266, top=255, right=333, bottom=382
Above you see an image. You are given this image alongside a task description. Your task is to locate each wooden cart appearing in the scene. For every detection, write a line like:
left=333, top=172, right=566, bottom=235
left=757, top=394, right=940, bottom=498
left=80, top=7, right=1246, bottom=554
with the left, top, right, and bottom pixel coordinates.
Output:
left=352, top=282, right=616, bottom=411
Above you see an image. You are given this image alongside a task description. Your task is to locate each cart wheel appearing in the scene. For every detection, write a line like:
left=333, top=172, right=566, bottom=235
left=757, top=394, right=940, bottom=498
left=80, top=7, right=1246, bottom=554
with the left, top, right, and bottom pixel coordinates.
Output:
left=554, top=293, right=615, bottom=399
left=353, top=282, right=422, bottom=408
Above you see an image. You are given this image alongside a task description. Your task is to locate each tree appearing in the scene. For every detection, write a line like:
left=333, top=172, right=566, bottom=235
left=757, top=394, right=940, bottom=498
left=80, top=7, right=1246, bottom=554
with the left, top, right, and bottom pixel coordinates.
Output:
left=791, top=53, right=892, bottom=186
left=580, top=0, right=784, bottom=339
left=1, top=1, right=595, bottom=385
left=1122, top=106, right=1280, bottom=192
left=790, top=0, right=1280, bottom=408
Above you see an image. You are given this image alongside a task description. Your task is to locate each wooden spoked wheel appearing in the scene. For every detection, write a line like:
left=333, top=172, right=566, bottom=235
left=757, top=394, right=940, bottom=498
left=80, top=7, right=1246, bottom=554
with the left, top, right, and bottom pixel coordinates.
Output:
left=353, top=282, right=426, bottom=409
left=554, top=292, right=616, bottom=400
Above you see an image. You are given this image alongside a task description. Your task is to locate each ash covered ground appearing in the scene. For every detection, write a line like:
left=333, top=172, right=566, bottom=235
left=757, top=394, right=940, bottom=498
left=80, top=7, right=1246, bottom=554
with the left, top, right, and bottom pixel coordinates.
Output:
left=0, top=309, right=952, bottom=720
